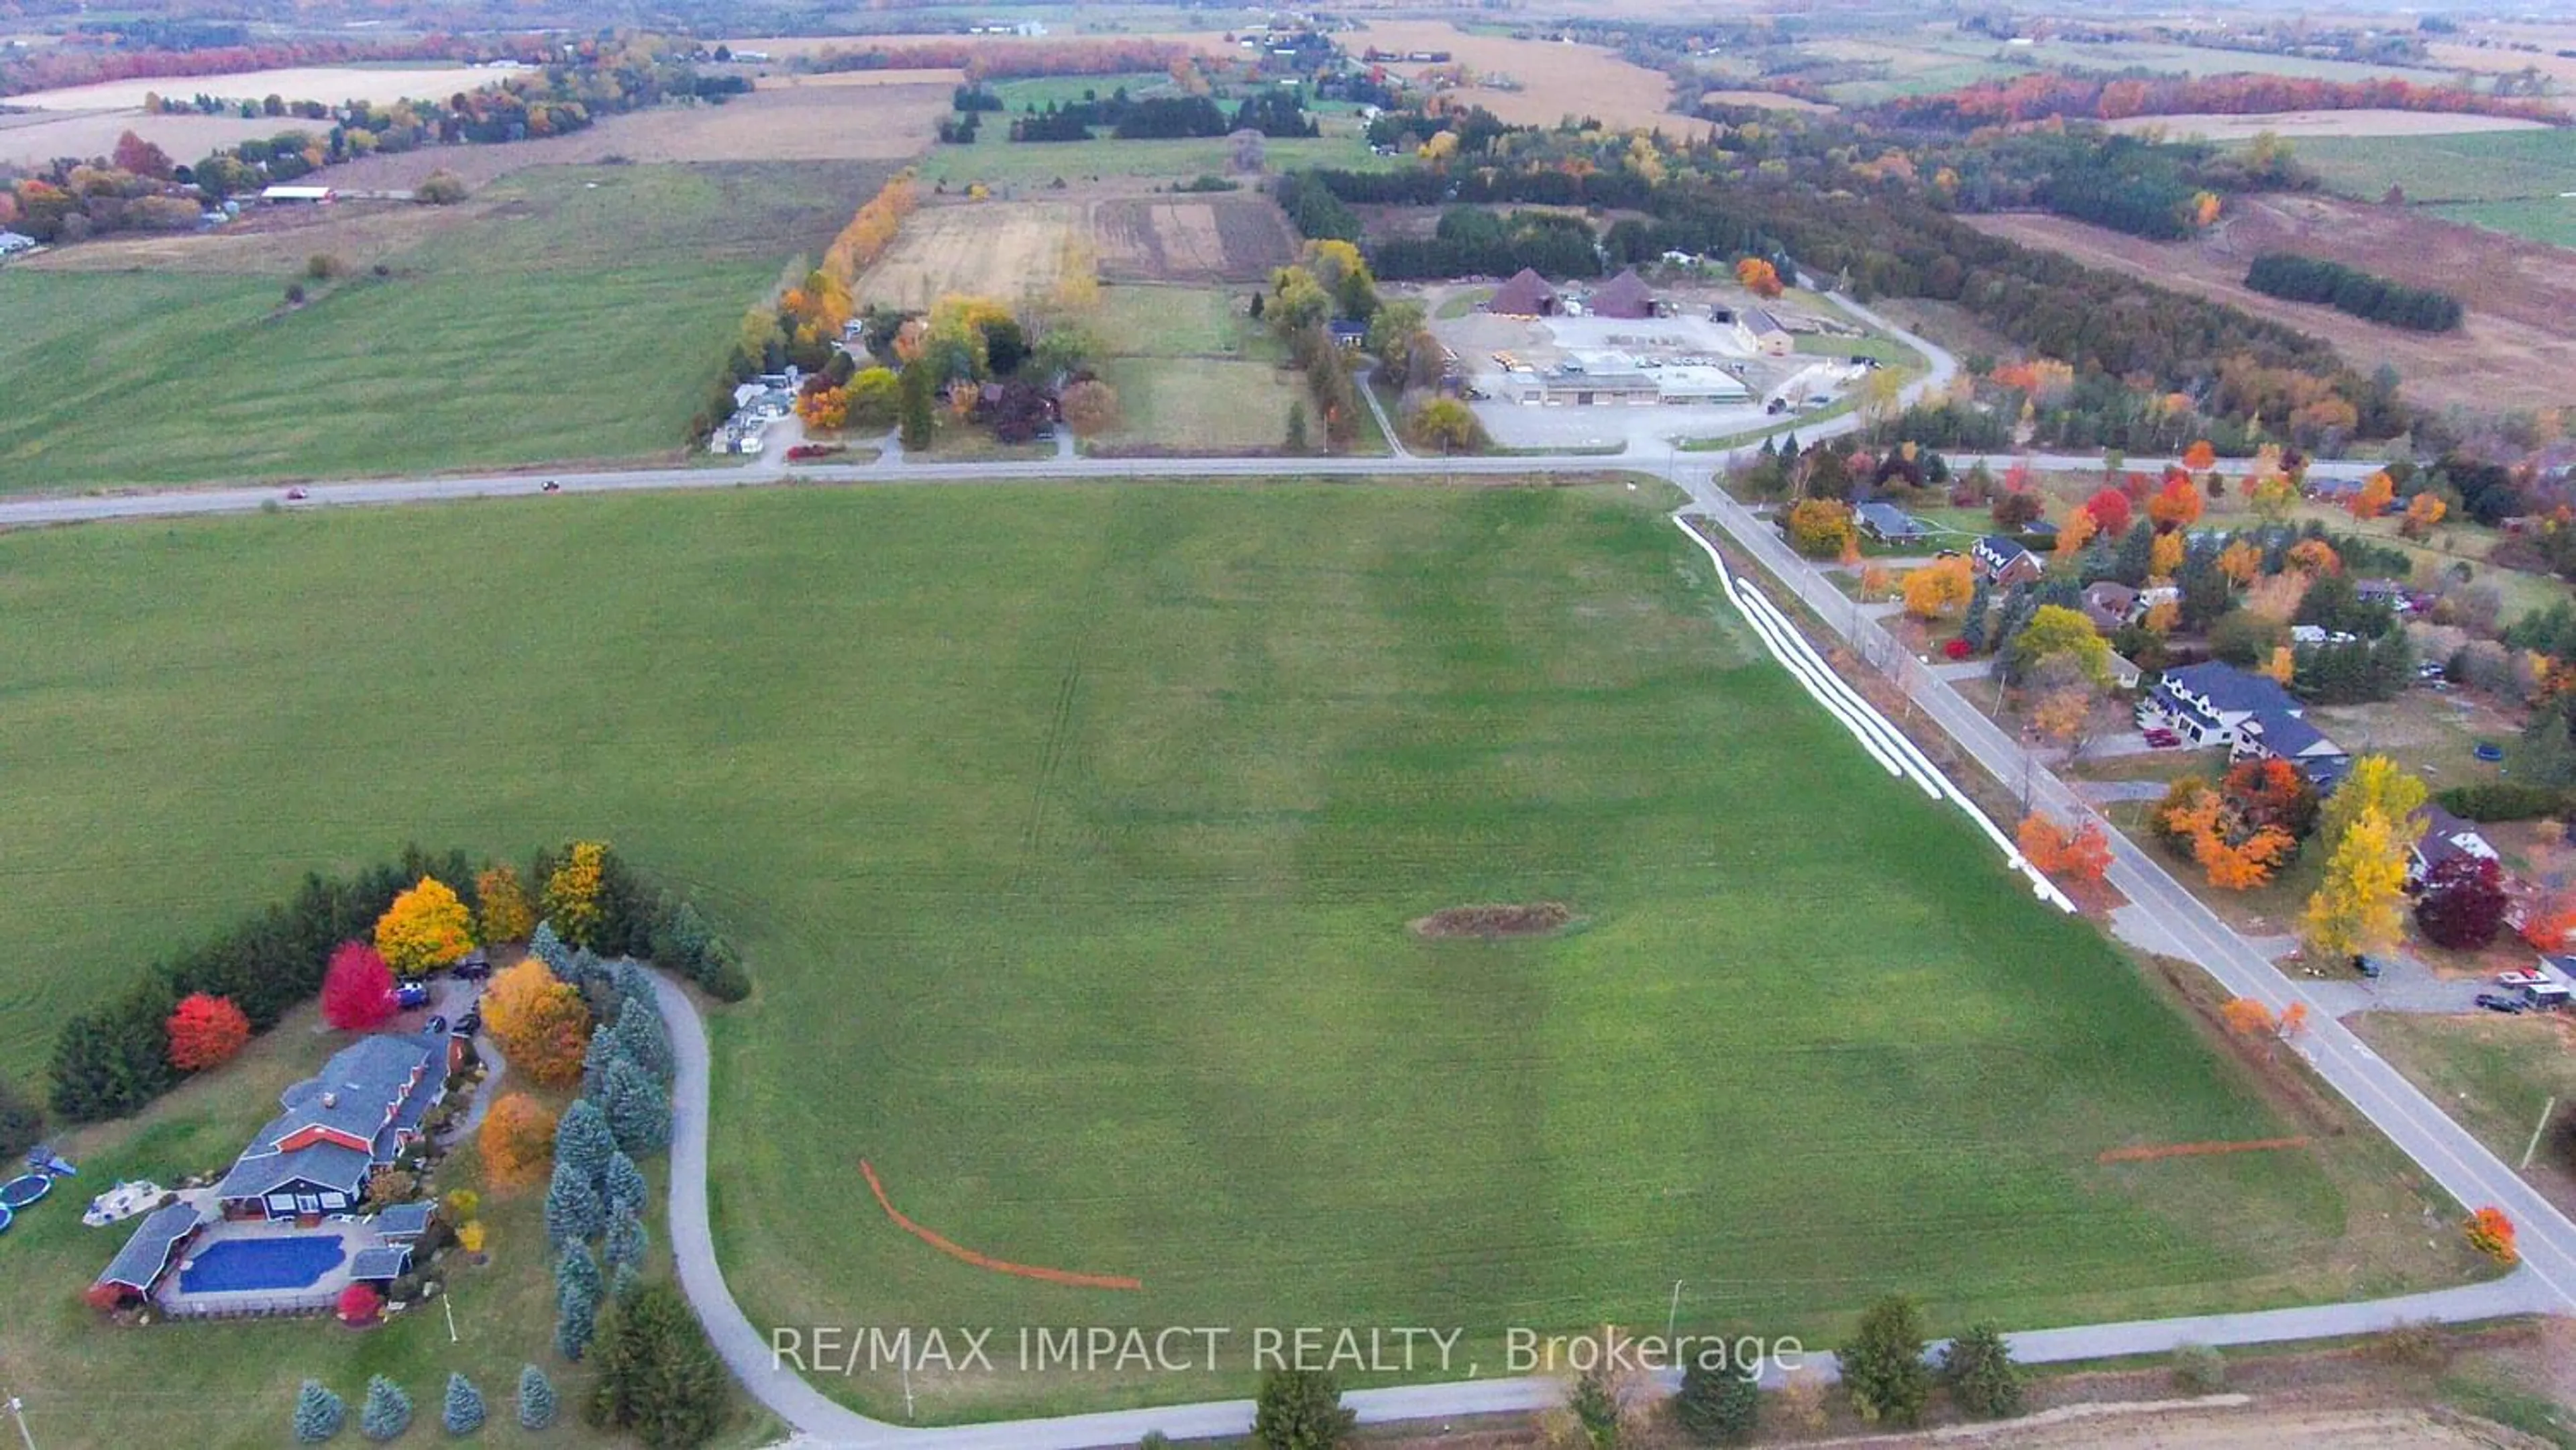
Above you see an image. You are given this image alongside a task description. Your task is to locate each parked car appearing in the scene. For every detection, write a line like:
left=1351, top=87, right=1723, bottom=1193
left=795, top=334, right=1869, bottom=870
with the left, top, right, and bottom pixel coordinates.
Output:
left=453, top=1008, right=482, bottom=1037
left=2474, top=992, right=2528, bottom=1015
left=424, top=1014, right=447, bottom=1037
left=395, top=981, right=431, bottom=1011
left=2353, top=953, right=2386, bottom=979
left=452, top=951, right=492, bottom=982
left=2143, top=728, right=2181, bottom=749
left=2497, top=969, right=2547, bottom=987
left=541, top=480, right=561, bottom=493
left=284, top=488, right=307, bottom=501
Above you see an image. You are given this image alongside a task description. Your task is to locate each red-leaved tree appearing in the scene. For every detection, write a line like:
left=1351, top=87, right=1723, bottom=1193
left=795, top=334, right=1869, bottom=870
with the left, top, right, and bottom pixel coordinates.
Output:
left=2082, top=488, right=2132, bottom=536
left=321, top=941, right=396, bottom=1031
left=165, top=992, right=250, bottom=1072
left=2417, top=855, right=2509, bottom=949
left=337, top=1281, right=383, bottom=1326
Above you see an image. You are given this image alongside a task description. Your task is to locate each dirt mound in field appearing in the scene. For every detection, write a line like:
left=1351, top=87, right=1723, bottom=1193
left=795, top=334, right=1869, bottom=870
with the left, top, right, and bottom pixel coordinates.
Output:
left=1411, top=902, right=1574, bottom=939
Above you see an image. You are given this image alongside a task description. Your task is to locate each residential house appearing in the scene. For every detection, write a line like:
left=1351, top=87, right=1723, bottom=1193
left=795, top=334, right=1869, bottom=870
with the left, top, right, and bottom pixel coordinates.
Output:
left=1856, top=501, right=1924, bottom=544
left=1327, top=319, right=1368, bottom=350
left=2354, top=579, right=2417, bottom=613
left=2231, top=709, right=2351, bottom=785
left=2408, top=804, right=2498, bottom=888
left=2107, top=654, right=2144, bottom=690
left=213, top=1031, right=455, bottom=1223
left=2136, top=661, right=2302, bottom=749
left=1970, top=535, right=2042, bottom=588
left=2080, top=582, right=2137, bottom=633
left=1484, top=268, right=1560, bottom=317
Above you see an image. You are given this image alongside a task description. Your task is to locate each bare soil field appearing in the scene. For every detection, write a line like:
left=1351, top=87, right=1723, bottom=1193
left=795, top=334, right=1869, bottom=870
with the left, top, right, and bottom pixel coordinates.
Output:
left=2108, top=109, right=2551, bottom=140
left=0, top=107, right=280, bottom=168
left=1347, top=20, right=1717, bottom=134
left=1699, top=86, right=1836, bottom=113
left=861, top=198, right=1075, bottom=307
left=1091, top=193, right=1295, bottom=282
left=7, top=64, right=513, bottom=111
left=282, top=80, right=945, bottom=193
left=1966, top=195, right=2576, bottom=413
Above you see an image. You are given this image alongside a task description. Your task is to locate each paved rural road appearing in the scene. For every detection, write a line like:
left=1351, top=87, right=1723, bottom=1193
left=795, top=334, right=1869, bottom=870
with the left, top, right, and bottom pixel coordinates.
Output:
left=22, top=306, right=2563, bottom=1446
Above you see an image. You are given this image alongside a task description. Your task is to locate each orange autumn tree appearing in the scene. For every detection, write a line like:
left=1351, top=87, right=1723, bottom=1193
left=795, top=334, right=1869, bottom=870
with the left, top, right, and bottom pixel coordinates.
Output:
left=2149, top=530, right=2184, bottom=580
left=2052, top=506, right=2098, bottom=564
left=2521, top=884, right=2576, bottom=951
left=2467, top=1206, right=2518, bottom=1265
left=2277, top=1000, right=2310, bottom=1038
left=166, top=992, right=250, bottom=1072
left=2017, top=813, right=2111, bottom=882
left=2286, top=538, right=2341, bottom=576
left=483, top=959, right=592, bottom=1088
left=1901, top=555, right=1975, bottom=619
left=477, top=1091, right=559, bottom=1190
left=2220, top=996, right=2277, bottom=1037
left=2216, top=538, right=2262, bottom=585
left=2147, top=471, right=2203, bottom=531
left=2349, top=470, right=2395, bottom=519
left=2401, top=491, right=2447, bottom=539
left=1735, top=256, right=1783, bottom=298
left=2161, top=783, right=2294, bottom=890
left=375, top=876, right=476, bottom=978
left=2183, top=439, right=2218, bottom=472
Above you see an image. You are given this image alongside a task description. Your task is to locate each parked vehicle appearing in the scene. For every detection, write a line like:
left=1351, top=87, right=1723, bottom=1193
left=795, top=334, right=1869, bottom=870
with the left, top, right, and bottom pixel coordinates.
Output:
left=2497, top=969, right=2546, bottom=987
left=541, top=480, right=561, bottom=493
left=2474, top=992, right=2528, bottom=1015
left=2353, top=953, right=2386, bottom=979
left=396, top=981, right=431, bottom=1011
left=2144, top=728, right=2182, bottom=749
left=284, top=488, right=308, bottom=501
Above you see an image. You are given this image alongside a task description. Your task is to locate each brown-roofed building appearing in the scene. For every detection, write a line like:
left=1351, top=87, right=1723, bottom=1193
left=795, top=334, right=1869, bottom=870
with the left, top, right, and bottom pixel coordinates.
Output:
left=1485, top=268, right=1560, bottom=317
left=1589, top=268, right=1659, bottom=319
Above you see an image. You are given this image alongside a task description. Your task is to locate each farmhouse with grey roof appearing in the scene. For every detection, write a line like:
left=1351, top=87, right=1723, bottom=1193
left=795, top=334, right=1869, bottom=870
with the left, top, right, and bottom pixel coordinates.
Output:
left=214, top=1031, right=454, bottom=1221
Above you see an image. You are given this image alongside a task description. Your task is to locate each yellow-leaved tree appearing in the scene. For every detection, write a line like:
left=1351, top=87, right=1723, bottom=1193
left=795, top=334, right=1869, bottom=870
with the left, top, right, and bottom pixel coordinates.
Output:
left=541, top=841, right=608, bottom=949
left=476, top=1090, right=559, bottom=1190
left=1900, top=556, right=1974, bottom=619
left=2318, top=755, right=2428, bottom=857
left=374, top=876, right=476, bottom=978
left=2302, top=806, right=2408, bottom=961
left=476, top=864, right=535, bottom=944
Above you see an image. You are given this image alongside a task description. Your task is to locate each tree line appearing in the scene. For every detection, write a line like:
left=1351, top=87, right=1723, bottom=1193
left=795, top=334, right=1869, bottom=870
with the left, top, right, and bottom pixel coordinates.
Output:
left=2245, top=253, right=2464, bottom=333
left=1876, top=70, right=2569, bottom=129
left=1369, top=206, right=1603, bottom=282
left=796, top=37, right=1191, bottom=81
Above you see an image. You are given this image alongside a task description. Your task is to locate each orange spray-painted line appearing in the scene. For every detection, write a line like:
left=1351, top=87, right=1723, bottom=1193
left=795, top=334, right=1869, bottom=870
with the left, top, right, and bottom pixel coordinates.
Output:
left=2096, top=1136, right=2312, bottom=1163
left=859, top=1159, right=1142, bottom=1291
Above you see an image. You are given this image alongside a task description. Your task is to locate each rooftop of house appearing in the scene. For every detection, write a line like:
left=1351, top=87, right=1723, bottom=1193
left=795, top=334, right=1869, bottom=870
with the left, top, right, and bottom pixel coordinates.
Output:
left=95, top=1201, right=203, bottom=1291
left=1975, top=534, right=2034, bottom=562
left=2160, top=661, right=2301, bottom=717
left=2414, top=804, right=2499, bottom=868
left=2243, top=708, right=2341, bottom=760
left=1855, top=501, right=1920, bottom=533
left=217, top=1031, right=445, bottom=1201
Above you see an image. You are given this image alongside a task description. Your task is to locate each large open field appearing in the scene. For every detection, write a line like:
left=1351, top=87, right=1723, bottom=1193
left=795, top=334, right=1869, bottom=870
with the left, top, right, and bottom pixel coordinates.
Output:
left=0, top=161, right=887, bottom=491
left=1964, top=195, right=2576, bottom=414
left=5, top=63, right=518, bottom=111
left=0, top=105, right=281, bottom=169
left=2284, top=129, right=2576, bottom=206
left=2112, top=109, right=2550, bottom=141
left=0, top=483, right=2477, bottom=1422
left=1348, top=19, right=1717, bottom=134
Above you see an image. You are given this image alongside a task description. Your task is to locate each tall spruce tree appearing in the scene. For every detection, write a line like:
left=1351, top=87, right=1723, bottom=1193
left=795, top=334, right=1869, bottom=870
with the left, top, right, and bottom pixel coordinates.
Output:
left=358, top=1376, right=413, bottom=1442
left=517, top=1365, right=558, bottom=1431
left=294, top=1380, right=347, bottom=1443
left=442, top=1374, right=486, bottom=1436
left=545, top=1156, right=606, bottom=1247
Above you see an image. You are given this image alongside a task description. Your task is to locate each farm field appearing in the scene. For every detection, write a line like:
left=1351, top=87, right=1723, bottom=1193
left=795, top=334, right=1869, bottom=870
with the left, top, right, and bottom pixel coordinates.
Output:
left=2434, top=198, right=2576, bottom=250
left=1976, top=37, right=2465, bottom=85
left=855, top=198, right=1079, bottom=309
left=286, top=78, right=947, bottom=192
left=5, top=62, right=517, bottom=111
left=1344, top=19, right=1718, bottom=133
left=0, top=106, right=281, bottom=169
left=2279, top=129, right=2576, bottom=206
left=0, top=484, right=2480, bottom=1421
left=1962, top=196, right=2576, bottom=415
left=1091, top=193, right=1296, bottom=283
left=2111, top=109, right=2549, bottom=141
left=1093, top=356, right=1305, bottom=451
left=918, top=126, right=1379, bottom=187
left=0, top=162, right=884, bottom=491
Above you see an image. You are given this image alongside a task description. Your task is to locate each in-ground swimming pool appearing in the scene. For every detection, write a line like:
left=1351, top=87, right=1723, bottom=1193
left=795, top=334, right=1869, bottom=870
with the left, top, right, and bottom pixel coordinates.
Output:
left=177, top=1235, right=346, bottom=1293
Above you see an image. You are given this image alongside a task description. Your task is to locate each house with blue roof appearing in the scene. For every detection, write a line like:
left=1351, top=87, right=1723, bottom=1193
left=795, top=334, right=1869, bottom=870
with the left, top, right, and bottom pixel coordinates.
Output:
left=1855, top=501, right=1924, bottom=543
left=214, top=1031, right=455, bottom=1223
left=2137, top=661, right=2307, bottom=750
left=2231, top=707, right=2351, bottom=785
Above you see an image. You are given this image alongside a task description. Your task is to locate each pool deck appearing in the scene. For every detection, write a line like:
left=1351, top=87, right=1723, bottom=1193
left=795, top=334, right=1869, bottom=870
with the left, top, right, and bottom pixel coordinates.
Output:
left=156, top=1216, right=372, bottom=1317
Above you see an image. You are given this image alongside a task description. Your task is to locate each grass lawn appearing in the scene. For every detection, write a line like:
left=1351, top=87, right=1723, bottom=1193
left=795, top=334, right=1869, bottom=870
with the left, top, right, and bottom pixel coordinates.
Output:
left=0, top=482, right=2484, bottom=1423
left=2350, top=1013, right=2576, bottom=1180
left=2432, top=197, right=2576, bottom=250
left=0, top=1002, right=769, bottom=1450
left=1092, top=357, right=1303, bottom=451
left=919, top=130, right=1385, bottom=188
left=1091, top=282, right=1270, bottom=359
left=0, top=163, right=885, bottom=493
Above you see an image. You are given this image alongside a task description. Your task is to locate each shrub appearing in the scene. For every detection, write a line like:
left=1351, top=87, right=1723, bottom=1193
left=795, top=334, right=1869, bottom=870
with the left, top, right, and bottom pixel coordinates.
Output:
left=1250, top=1367, right=1352, bottom=1450
left=1841, top=1294, right=1931, bottom=1426
left=294, top=1380, right=347, bottom=1443
left=165, top=992, right=251, bottom=1072
left=1674, top=1347, right=1760, bottom=1443
left=2437, top=782, right=2565, bottom=821
left=415, top=170, right=468, bottom=205
left=2170, top=1342, right=2226, bottom=1392
left=1939, top=1323, right=2025, bottom=1418
left=442, top=1374, right=485, bottom=1436
left=359, top=1376, right=413, bottom=1441
left=338, top=1281, right=384, bottom=1327
left=517, top=1365, right=557, bottom=1431
left=2467, top=1205, right=2518, bottom=1265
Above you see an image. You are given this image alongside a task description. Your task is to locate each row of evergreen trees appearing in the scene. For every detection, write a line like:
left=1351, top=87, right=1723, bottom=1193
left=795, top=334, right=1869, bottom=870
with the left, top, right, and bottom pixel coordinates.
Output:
left=1369, top=207, right=1605, bottom=282
left=2245, top=253, right=2464, bottom=333
left=294, top=1367, right=554, bottom=1442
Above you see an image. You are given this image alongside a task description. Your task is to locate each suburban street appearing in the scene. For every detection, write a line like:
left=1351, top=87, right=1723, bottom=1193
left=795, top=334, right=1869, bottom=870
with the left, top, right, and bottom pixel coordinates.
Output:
left=18, top=305, right=2565, bottom=1447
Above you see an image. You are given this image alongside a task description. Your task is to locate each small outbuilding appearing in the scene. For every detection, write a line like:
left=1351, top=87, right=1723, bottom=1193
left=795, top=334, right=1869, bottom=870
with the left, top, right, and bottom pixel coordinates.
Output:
left=1589, top=268, right=1659, bottom=320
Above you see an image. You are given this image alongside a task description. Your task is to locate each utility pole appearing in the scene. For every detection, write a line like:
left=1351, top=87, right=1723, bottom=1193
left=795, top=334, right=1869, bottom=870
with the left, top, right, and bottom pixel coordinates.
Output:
left=444, top=1290, right=460, bottom=1345
left=1666, top=1280, right=1684, bottom=1344
left=2521, top=1096, right=2559, bottom=1172
left=6, top=1394, right=36, bottom=1450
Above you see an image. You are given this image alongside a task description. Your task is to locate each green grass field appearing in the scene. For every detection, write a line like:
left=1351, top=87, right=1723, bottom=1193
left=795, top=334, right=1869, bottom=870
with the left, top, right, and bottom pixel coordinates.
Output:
left=920, top=130, right=1384, bottom=187
left=2284, top=130, right=2576, bottom=205
left=0, top=162, right=885, bottom=493
left=2432, top=197, right=2576, bottom=249
left=0, top=482, right=2478, bottom=1422
left=2351, top=1013, right=2576, bottom=1170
